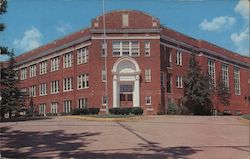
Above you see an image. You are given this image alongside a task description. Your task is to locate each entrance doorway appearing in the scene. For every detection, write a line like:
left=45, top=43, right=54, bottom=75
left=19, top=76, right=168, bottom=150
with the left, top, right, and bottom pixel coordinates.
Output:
left=120, top=84, right=133, bottom=107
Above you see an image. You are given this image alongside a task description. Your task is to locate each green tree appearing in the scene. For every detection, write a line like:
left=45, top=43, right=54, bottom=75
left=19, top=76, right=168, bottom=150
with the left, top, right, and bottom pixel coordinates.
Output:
left=216, top=74, right=231, bottom=107
left=1, top=53, right=23, bottom=117
left=183, top=54, right=212, bottom=115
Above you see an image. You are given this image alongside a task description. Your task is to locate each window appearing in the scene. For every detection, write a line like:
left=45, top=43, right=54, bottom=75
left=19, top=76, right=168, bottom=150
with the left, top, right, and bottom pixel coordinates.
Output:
left=208, top=59, right=216, bottom=88
left=101, top=41, right=107, bottom=56
left=14, top=70, right=19, bottom=79
left=51, top=56, right=59, bottom=72
left=77, top=74, right=89, bottom=89
left=221, top=64, right=229, bottom=88
left=160, top=71, right=165, bottom=87
left=77, top=47, right=89, bottom=64
left=145, top=69, right=151, bottom=82
left=122, top=13, right=129, bottom=27
left=102, top=96, right=107, bottom=105
left=102, top=68, right=107, bottom=82
left=51, top=80, right=59, bottom=94
left=20, top=68, right=27, bottom=80
left=176, top=51, right=182, bottom=66
left=234, top=67, right=241, bottom=95
left=29, top=85, right=36, bottom=97
left=63, top=52, right=73, bottom=68
left=112, top=41, right=139, bottom=56
left=176, top=76, right=183, bottom=88
left=39, top=83, right=47, bottom=96
left=63, top=77, right=73, bottom=91
left=64, top=100, right=71, bottom=113
left=131, top=41, right=139, bottom=56
left=29, top=65, right=36, bottom=77
left=39, top=61, right=47, bottom=75
left=122, top=41, right=130, bottom=56
left=51, top=102, right=58, bottom=114
left=145, top=41, right=150, bottom=56
left=39, top=103, right=46, bottom=115
left=21, top=88, right=27, bottom=96
left=145, top=96, right=151, bottom=105
left=79, top=98, right=88, bottom=108
left=112, top=41, right=121, bottom=56
left=167, top=73, right=172, bottom=93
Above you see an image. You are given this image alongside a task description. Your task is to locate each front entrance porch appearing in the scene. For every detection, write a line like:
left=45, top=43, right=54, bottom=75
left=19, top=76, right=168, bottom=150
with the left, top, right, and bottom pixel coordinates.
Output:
left=112, top=57, right=141, bottom=108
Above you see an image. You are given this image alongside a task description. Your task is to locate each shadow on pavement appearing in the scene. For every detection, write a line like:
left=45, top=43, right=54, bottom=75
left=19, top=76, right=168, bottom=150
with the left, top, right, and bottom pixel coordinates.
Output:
left=0, top=116, right=53, bottom=122
left=0, top=126, right=101, bottom=158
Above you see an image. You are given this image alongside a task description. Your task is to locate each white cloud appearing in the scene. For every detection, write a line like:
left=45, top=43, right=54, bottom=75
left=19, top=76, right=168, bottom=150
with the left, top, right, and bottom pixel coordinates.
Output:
left=234, top=0, right=249, bottom=20
left=56, top=22, right=72, bottom=34
left=199, top=16, right=235, bottom=31
left=13, top=27, right=43, bottom=52
left=230, top=27, right=249, bottom=55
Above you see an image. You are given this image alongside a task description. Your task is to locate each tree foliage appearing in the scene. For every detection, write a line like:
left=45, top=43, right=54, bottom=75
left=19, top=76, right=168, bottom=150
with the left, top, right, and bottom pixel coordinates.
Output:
left=216, top=74, right=231, bottom=106
left=0, top=0, right=7, bottom=31
left=183, top=54, right=212, bottom=115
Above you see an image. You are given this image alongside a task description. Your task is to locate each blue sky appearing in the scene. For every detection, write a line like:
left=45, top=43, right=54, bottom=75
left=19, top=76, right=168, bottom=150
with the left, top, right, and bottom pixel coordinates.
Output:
left=0, top=0, right=249, bottom=61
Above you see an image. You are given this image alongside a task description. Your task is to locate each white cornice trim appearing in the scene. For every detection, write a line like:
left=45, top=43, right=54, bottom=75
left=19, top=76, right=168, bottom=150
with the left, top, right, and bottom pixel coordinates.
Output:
left=91, top=35, right=160, bottom=40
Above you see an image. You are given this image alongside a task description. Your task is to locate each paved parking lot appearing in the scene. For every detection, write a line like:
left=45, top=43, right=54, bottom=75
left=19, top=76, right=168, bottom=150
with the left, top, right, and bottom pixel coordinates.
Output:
left=1, top=115, right=249, bottom=159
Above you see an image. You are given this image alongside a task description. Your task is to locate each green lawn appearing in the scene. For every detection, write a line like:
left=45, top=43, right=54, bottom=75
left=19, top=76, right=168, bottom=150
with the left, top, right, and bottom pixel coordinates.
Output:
left=241, top=114, right=250, bottom=120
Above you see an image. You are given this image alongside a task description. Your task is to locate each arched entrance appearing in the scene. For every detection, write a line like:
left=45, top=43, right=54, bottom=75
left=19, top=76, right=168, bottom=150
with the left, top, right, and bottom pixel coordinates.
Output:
left=112, top=57, right=141, bottom=108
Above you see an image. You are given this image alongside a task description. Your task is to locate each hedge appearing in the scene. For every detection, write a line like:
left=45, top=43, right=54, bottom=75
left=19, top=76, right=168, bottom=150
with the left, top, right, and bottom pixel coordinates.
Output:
left=109, top=107, right=143, bottom=115
left=72, top=108, right=100, bottom=115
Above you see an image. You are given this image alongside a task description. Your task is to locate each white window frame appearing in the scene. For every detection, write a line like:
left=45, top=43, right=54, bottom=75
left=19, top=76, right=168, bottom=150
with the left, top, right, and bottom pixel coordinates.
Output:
left=51, top=56, right=59, bottom=72
left=51, top=102, right=58, bottom=114
left=79, top=98, right=88, bottom=108
left=145, top=69, right=151, bottom=82
left=112, top=41, right=140, bottom=56
left=51, top=80, right=59, bottom=94
left=176, top=51, right=182, bottom=66
left=39, top=103, right=46, bottom=115
left=29, top=85, right=36, bottom=97
left=63, top=52, right=73, bottom=68
left=29, top=64, right=37, bottom=77
left=102, top=68, right=107, bottom=82
left=77, top=74, right=89, bottom=89
left=20, top=68, right=27, bottom=80
left=63, top=77, right=73, bottom=92
left=208, top=59, right=216, bottom=88
left=77, top=47, right=89, bottom=64
left=39, top=83, right=47, bottom=96
left=64, top=100, right=71, bottom=113
left=176, top=76, right=183, bottom=88
left=145, top=96, right=152, bottom=106
left=39, top=61, right=47, bottom=75
left=221, top=64, right=229, bottom=88
left=234, top=67, right=241, bottom=95
left=102, top=96, right=107, bottom=105
left=145, top=41, right=150, bottom=56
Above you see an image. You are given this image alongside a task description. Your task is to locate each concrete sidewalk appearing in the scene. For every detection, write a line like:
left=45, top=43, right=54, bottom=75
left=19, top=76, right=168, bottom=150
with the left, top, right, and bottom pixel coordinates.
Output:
left=1, top=115, right=249, bottom=158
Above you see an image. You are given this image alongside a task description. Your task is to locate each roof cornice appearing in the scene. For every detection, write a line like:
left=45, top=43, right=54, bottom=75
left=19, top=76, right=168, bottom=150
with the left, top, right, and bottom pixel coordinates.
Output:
left=90, top=28, right=161, bottom=34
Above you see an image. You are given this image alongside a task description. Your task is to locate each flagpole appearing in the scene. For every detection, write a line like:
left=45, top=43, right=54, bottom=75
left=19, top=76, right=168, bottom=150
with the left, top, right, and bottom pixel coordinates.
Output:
left=103, top=0, right=108, bottom=113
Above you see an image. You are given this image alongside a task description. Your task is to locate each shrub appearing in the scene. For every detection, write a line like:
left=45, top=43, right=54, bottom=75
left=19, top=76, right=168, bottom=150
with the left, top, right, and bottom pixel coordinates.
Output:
left=167, top=102, right=177, bottom=115
left=109, top=108, right=120, bottom=115
left=131, top=107, right=143, bottom=115
left=72, top=108, right=81, bottom=115
left=46, top=113, right=57, bottom=116
left=88, top=108, right=100, bottom=114
left=80, top=108, right=89, bottom=115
